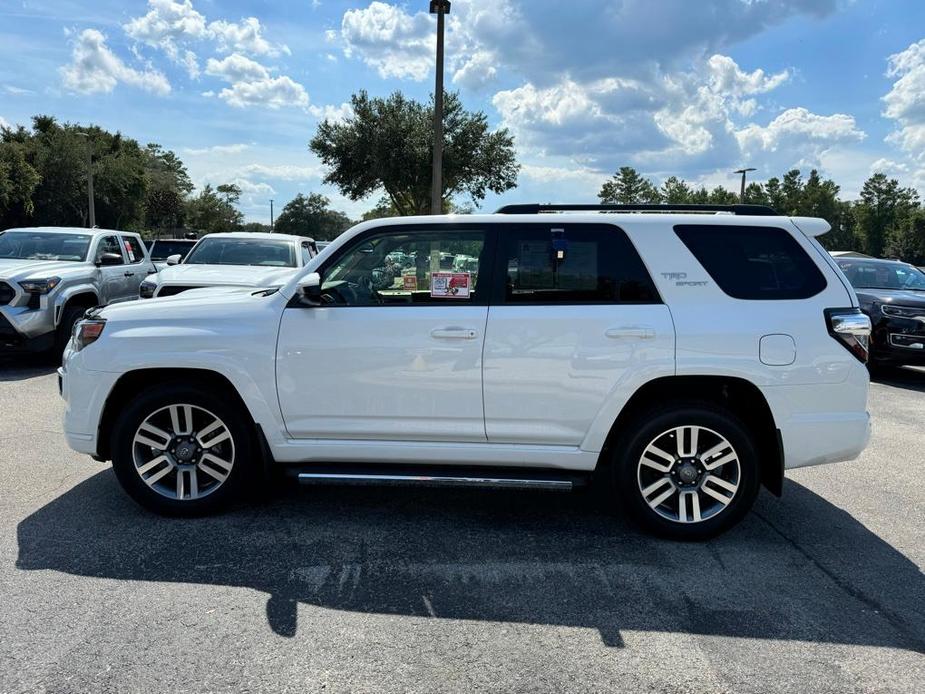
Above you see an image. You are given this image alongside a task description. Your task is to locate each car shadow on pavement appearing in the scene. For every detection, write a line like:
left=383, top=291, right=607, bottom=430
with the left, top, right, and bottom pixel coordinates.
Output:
left=870, top=365, right=925, bottom=393
left=15, top=471, right=925, bottom=652
left=0, top=355, right=58, bottom=381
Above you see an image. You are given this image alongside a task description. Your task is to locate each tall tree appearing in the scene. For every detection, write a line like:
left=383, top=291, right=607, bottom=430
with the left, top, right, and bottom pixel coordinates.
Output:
left=598, top=166, right=660, bottom=204
left=310, top=90, right=519, bottom=215
left=184, top=184, right=243, bottom=234
left=855, top=173, right=919, bottom=257
left=273, top=193, right=353, bottom=240
left=660, top=176, right=692, bottom=203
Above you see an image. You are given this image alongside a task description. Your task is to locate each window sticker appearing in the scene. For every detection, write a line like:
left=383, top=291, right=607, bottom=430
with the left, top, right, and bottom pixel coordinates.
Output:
left=431, top=271, right=470, bottom=298
left=403, top=275, right=418, bottom=290
left=124, top=240, right=136, bottom=262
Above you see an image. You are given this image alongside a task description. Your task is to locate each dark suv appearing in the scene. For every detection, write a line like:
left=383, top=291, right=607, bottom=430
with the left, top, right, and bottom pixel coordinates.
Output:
left=834, top=257, right=925, bottom=367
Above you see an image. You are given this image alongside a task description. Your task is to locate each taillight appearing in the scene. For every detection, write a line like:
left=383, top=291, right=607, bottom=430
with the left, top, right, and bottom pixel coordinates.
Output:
left=824, top=308, right=871, bottom=363
left=73, top=319, right=106, bottom=351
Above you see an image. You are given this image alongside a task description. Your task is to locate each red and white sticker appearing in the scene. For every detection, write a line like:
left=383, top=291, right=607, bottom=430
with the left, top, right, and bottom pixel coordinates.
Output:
left=403, top=275, right=418, bottom=290
left=430, top=272, right=470, bottom=298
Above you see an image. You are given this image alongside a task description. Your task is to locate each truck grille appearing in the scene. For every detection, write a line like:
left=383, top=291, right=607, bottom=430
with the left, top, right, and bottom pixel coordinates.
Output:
left=0, top=282, right=14, bottom=306
left=156, top=285, right=201, bottom=297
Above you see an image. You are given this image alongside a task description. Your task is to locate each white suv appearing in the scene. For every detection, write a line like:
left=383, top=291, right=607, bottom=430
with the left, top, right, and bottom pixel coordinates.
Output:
left=59, top=204, right=871, bottom=539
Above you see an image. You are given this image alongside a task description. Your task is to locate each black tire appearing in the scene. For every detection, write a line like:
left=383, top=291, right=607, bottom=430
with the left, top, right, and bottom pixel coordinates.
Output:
left=612, top=401, right=760, bottom=541
left=110, top=383, right=256, bottom=516
left=54, top=304, right=88, bottom=357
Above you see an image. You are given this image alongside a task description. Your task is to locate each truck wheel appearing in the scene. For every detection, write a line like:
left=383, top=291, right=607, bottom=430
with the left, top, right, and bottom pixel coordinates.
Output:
left=612, top=402, right=760, bottom=540
left=54, top=304, right=88, bottom=357
left=110, top=384, right=255, bottom=516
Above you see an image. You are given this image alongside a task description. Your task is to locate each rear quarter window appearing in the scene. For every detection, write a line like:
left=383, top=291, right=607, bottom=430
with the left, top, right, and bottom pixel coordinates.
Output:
left=674, top=224, right=827, bottom=300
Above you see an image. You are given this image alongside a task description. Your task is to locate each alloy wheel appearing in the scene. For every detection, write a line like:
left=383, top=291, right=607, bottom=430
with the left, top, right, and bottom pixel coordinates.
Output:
left=131, top=404, right=236, bottom=501
left=636, top=425, right=741, bottom=524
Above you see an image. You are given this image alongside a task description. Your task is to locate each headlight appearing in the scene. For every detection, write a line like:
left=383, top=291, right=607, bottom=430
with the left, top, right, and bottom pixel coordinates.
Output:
left=139, top=280, right=157, bottom=299
left=19, top=277, right=61, bottom=294
left=73, top=319, right=106, bottom=351
left=881, top=304, right=925, bottom=319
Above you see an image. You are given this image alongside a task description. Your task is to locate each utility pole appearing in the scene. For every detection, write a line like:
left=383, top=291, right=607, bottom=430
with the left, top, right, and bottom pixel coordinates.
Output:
left=270, top=199, right=274, bottom=230
left=76, top=132, right=96, bottom=227
left=733, top=167, right=756, bottom=203
left=429, top=1, right=451, bottom=215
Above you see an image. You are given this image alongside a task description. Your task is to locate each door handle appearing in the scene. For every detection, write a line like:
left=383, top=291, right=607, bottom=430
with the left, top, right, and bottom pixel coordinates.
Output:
left=605, top=326, right=655, bottom=340
left=430, top=327, right=478, bottom=340
left=124, top=271, right=135, bottom=277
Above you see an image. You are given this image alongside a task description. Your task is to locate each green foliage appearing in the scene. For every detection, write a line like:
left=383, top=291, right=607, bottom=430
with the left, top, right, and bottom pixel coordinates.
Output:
left=599, top=167, right=660, bottom=204
left=184, top=184, right=244, bottom=235
left=310, top=90, right=519, bottom=215
left=273, top=192, right=353, bottom=240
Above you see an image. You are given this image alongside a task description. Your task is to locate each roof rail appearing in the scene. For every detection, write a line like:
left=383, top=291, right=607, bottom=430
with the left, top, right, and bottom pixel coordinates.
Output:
left=494, top=203, right=780, bottom=216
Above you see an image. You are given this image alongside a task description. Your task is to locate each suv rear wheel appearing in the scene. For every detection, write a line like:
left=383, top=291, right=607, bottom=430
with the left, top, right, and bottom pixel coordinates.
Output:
left=110, top=384, right=254, bottom=516
left=613, top=402, right=760, bottom=540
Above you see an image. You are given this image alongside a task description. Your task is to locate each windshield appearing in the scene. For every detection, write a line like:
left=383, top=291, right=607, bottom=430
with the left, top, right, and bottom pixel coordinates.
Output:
left=0, top=231, right=91, bottom=262
left=148, top=240, right=195, bottom=261
left=183, top=238, right=296, bottom=267
left=837, top=259, right=925, bottom=291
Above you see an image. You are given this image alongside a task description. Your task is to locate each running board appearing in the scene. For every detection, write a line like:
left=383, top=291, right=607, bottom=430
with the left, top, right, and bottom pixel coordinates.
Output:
left=292, top=464, right=586, bottom=491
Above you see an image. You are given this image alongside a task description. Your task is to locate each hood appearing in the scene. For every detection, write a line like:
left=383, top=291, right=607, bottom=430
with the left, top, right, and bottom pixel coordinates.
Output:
left=154, top=263, right=298, bottom=287
left=100, top=285, right=270, bottom=321
left=0, top=258, right=90, bottom=280
left=856, top=288, right=925, bottom=307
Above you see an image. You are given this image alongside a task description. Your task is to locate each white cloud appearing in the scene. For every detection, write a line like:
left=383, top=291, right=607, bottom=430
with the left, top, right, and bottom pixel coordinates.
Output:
left=234, top=163, right=323, bottom=181
left=229, top=177, right=276, bottom=196
left=123, top=0, right=287, bottom=80
left=205, top=54, right=309, bottom=110
left=883, top=38, right=925, bottom=162
left=184, top=143, right=251, bottom=155
left=308, top=102, right=354, bottom=123
left=0, top=116, right=9, bottom=129
left=208, top=17, right=288, bottom=57
left=735, top=107, right=865, bottom=155
left=340, top=1, right=434, bottom=80
left=123, top=0, right=207, bottom=78
left=60, top=29, right=171, bottom=96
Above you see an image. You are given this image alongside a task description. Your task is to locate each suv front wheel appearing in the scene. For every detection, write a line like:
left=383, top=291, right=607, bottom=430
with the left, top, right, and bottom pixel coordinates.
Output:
left=110, top=384, right=254, bottom=516
left=613, top=403, right=760, bottom=540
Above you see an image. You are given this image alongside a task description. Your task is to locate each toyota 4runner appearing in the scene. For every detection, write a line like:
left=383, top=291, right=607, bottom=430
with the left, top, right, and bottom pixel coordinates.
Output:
left=1, top=227, right=154, bottom=355
left=58, top=204, right=872, bottom=539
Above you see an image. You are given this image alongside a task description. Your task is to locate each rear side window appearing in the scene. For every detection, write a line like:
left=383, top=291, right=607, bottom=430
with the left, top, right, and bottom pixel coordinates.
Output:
left=674, top=225, right=827, bottom=300
left=122, top=236, right=145, bottom=264
left=498, top=223, right=660, bottom=304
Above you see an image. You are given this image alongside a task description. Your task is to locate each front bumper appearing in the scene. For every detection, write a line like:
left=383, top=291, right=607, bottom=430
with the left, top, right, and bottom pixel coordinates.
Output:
left=870, top=315, right=925, bottom=365
left=0, top=310, right=54, bottom=353
left=58, top=353, right=121, bottom=458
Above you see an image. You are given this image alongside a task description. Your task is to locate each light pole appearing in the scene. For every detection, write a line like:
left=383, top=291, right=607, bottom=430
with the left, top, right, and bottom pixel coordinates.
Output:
left=270, top=199, right=274, bottom=230
left=430, top=0, right=450, bottom=215
left=733, top=167, right=756, bottom=203
left=75, top=132, right=96, bottom=227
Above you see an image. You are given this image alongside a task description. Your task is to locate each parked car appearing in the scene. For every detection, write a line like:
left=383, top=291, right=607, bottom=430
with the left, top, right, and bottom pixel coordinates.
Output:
left=139, top=232, right=317, bottom=298
left=145, top=238, right=197, bottom=272
left=829, top=250, right=872, bottom=259
left=59, top=203, right=871, bottom=539
left=1, top=226, right=154, bottom=355
left=833, top=256, right=925, bottom=367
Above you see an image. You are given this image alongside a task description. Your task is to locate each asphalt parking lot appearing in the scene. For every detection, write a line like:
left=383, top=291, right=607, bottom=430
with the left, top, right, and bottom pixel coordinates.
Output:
left=0, top=359, right=923, bottom=693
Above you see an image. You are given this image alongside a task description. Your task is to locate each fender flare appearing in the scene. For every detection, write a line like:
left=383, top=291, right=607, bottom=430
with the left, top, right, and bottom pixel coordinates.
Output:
left=53, top=284, right=100, bottom=327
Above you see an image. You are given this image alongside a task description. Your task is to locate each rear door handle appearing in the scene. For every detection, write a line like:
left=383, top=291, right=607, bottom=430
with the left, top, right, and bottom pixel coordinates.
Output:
left=605, top=326, right=655, bottom=340
left=124, top=271, right=135, bottom=277
left=431, top=327, right=478, bottom=340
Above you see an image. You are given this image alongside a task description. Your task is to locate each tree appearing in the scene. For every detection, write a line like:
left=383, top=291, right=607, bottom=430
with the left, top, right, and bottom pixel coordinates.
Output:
left=310, top=90, right=519, bottom=215
left=598, top=167, right=660, bottom=204
left=184, top=184, right=243, bottom=234
left=660, top=176, right=692, bottom=203
left=0, top=140, right=41, bottom=225
left=143, top=143, right=193, bottom=233
left=854, top=173, right=919, bottom=257
left=273, top=193, right=353, bottom=240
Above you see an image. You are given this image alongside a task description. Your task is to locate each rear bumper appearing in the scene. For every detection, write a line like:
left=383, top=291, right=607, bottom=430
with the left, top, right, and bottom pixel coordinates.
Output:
left=760, top=366, right=871, bottom=469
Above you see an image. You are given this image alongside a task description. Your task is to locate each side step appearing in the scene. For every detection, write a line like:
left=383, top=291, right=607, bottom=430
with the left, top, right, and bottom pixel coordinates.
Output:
left=290, top=464, right=588, bottom=492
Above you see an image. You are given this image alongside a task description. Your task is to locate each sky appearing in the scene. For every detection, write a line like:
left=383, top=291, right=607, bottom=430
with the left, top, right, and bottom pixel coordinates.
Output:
left=1, top=0, right=924, bottom=223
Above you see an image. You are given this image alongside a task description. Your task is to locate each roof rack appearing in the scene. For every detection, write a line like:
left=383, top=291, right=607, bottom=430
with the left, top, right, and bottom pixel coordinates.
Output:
left=494, top=203, right=780, bottom=216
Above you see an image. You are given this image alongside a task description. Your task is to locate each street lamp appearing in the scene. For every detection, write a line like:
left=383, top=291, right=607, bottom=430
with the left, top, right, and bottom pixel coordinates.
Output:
left=75, top=132, right=96, bottom=227
left=430, top=0, right=450, bottom=215
left=270, top=199, right=274, bottom=230
left=733, top=167, right=756, bottom=203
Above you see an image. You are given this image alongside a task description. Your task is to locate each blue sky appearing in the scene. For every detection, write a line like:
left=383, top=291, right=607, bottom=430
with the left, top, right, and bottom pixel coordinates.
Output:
left=1, top=0, right=924, bottom=223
